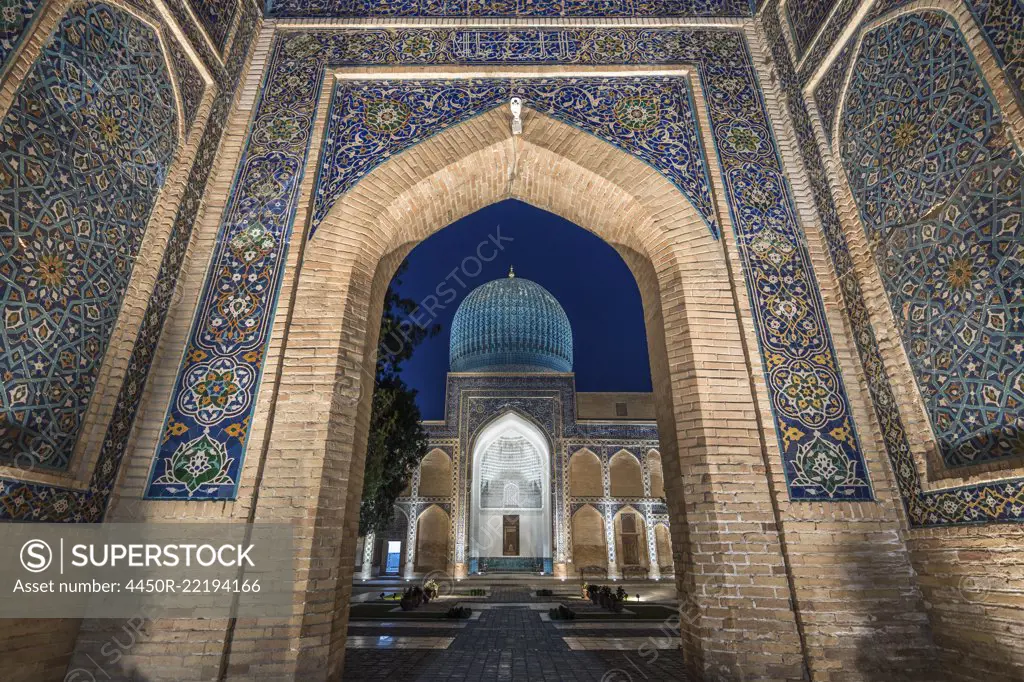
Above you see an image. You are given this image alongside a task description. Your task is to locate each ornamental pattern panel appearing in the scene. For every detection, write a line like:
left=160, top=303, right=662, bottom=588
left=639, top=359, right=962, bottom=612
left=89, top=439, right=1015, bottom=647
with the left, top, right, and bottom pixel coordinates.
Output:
left=0, top=0, right=259, bottom=522
left=313, top=77, right=718, bottom=237
left=762, top=0, right=1024, bottom=524
left=166, top=31, right=205, bottom=132
left=784, top=0, right=834, bottom=59
left=795, top=0, right=859, bottom=80
left=0, top=2, right=178, bottom=471
left=840, top=12, right=1024, bottom=467
left=812, top=41, right=853, bottom=143
left=266, top=0, right=754, bottom=18
left=146, top=27, right=871, bottom=504
left=0, top=0, right=44, bottom=71
left=188, top=0, right=237, bottom=54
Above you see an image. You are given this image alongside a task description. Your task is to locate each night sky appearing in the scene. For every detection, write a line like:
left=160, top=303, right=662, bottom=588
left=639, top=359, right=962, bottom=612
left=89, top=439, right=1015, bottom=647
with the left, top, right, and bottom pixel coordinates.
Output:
left=389, top=199, right=652, bottom=420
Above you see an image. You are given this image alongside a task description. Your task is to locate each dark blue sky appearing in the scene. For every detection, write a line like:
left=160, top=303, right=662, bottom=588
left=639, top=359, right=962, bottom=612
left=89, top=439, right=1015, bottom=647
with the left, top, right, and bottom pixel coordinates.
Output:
left=389, top=199, right=652, bottom=420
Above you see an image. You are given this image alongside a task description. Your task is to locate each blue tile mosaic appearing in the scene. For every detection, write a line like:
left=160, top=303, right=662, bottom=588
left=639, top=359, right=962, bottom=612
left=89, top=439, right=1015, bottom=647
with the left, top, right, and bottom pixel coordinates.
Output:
left=0, top=2, right=178, bottom=471
left=0, top=0, right=259, bottom=522
left=312, top=77, right=718, bottom=237
left=783, top=0, right=834, bottom=59
left=188, top=0, right=238, bottom=54
left=840, top=12, right=1023, bottom=468
left=762, top=0, right=1024, bottom=525
left=147, top=27, right=872, bottom=504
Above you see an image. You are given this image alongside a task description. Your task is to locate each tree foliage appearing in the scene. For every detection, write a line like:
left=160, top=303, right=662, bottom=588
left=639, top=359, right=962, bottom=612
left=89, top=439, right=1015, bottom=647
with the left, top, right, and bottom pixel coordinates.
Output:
left=359, top=262, right=440, bottom=536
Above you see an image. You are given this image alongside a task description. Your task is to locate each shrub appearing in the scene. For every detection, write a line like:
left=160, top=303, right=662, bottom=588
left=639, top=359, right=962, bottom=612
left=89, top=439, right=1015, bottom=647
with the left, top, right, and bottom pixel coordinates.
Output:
left=468, top=588, right=486, bottom=597
left=536, top=588, right=554, bottom=597
left=446, top=606, right=472, bottom=619
left=549, top=605, right=576, bottom=621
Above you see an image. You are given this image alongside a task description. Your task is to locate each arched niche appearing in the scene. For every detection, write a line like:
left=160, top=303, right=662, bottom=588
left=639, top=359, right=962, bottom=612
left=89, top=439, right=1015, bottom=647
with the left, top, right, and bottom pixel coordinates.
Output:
left=655, top=523, right=674, bottom=575
left=647, top=450, right=665, bottom=498
left=469, top=412, right=551, bottom=561
left=571, top=504, right=608, bottom=570
left=569, top=448, right=603, bottom=497
left=609, top=450, right=644, bottom=498
left=418, top=449, right=452, bottom=498
left=415, top=504, right=450, bottom=573
left=613, top=506, right=648, bottom=568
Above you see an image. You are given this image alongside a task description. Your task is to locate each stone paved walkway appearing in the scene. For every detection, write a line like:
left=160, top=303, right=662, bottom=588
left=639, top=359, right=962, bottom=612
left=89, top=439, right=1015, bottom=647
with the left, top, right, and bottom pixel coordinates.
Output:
left=341, top=605, right=690, bottom=681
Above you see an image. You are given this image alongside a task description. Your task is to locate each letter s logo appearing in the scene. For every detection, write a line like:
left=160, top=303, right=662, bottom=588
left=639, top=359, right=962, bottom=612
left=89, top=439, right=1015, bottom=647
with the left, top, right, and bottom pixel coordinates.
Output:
left=20, top=539, right=52, bottom=573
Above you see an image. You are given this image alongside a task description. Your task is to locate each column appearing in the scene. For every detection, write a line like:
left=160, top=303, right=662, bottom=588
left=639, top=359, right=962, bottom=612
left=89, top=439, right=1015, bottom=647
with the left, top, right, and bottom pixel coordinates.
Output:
left=404, top=507, right=418, bottom=580
left=360, top=532, right=375, bottom=581
left=605, top=506, right=619, bottom=580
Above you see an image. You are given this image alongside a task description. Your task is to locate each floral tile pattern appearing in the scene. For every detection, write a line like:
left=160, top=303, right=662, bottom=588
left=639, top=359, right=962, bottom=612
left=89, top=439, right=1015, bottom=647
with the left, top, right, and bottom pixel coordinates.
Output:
left=266, top=0, right=754, bottom=18
left=312, top=77, right=718, bottom=237
left=146, top=27, right=872, bottom=504
left=0, top=2, right=178, bottom=471
left=0, top=0, right=259, bottom=522
left=762, top=0, right=1024, bottom=525
left=840, top=12, right=1024, bottom=467
left=812, top=41, right=852, bottom=141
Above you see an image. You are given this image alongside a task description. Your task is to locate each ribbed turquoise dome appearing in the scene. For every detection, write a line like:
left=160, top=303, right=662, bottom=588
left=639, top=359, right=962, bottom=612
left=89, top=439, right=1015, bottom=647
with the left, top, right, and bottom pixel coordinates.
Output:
left=450, top=271, right=573, bottom=373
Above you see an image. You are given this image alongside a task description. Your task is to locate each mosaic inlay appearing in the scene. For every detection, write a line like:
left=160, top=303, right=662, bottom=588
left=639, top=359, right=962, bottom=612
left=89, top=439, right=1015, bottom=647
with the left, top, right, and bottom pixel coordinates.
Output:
left=266, top=0, right=754, bottom=18
left=189, top=0, right=238, bottom=53
left=0, top=0, right=259, bottom=522
left=763, top=1, right=1024, bottom=524
left=147, top=27, right=871, bottom=503
left=783, top=0, right=834, bottom=59
left=312, top=78, right=718, bottom=237
left=0, top=2, right=178, bottom=470
left=840, top=12, right=1024, bottom=467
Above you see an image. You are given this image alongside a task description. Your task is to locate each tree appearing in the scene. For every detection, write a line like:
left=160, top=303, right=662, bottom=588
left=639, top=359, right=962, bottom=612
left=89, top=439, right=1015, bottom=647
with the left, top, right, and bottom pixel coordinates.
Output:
left=358, top=262, right=440, bottom=536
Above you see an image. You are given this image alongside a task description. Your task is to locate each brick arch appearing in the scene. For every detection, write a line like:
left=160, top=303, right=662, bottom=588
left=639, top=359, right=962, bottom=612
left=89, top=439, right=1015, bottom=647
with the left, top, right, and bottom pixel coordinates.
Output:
left=612, top=504, right=648, bottom=568
left=252, top=107, right=800, bottom=678
left=569, top=448, right=603, bottom=497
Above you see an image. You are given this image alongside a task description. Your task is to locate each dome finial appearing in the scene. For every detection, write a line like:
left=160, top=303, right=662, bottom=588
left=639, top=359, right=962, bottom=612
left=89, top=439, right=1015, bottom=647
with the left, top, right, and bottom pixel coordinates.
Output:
left=508, top=265, right=515, bottom=278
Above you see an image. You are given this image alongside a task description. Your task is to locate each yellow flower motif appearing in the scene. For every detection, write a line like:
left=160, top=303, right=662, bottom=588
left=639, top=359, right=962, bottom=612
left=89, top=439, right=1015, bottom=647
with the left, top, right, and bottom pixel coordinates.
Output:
left=36, top=253, right=65, bottom=287
left=948, top=257, right=973, bottom=288
left=98, top=113, right=121, bottom=144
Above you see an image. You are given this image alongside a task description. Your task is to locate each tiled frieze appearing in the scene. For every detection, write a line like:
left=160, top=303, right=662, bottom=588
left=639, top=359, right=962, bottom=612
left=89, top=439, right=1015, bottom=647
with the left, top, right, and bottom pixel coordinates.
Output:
left=266, top=0, right=754, bottom=19
left=147, top=27, right=872, bottom=504
left=0, top=0, right=259, bottom=521
left=0, top=2, right=178, bottom=471
left=762, top=1, right=1024, bottom=525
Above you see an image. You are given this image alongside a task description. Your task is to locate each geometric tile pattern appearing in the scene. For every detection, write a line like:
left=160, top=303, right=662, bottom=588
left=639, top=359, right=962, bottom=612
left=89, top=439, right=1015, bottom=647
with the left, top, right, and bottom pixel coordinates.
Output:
left=0, top=0, right=44, bottom=72
left=783, top=0, right=834, bottom=59
left=266, top=0, right=754, bottom=18
left=188, top=0, right=238, bottom=53
left=312, top=77, right=719, bottom=237
left=762, top=1, right=1024, bottom=524
left=0, top=0, right=260, bottom=522
left=0, top=2, right=178, bottom=471
left=147, top=27, right=871, bottom=502
left=840, top=12, right=1024, bottom=467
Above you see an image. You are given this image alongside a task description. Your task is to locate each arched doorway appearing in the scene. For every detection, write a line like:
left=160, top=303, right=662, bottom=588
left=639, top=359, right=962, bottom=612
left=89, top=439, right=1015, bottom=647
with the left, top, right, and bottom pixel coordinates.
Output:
left=469, top=412, right=552, bottom=572
left=250, top=108, right=803, bottom=678
left=571, top=504, right=608, bottom=572
left=414, top=505, right=450, bottom=573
